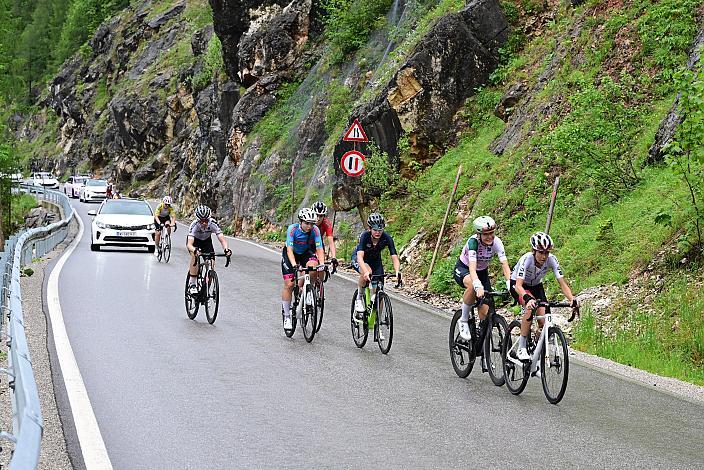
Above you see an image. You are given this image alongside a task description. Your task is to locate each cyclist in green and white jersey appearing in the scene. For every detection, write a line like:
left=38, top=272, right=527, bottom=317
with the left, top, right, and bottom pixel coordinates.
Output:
left=453, top=216, right=512, bottom=341
left=509, top=232, right=579, bottom=360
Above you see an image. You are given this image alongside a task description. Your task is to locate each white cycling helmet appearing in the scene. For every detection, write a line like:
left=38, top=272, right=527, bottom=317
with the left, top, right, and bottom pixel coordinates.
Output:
left=194, top=204, right=211, bottom=220
left=473, top=216, right=496, bottom=233
left=530, top=232, right=554, bottom=251
left=298, top=207, right=317, bottom=223
left=163, top=196, right=172, bottom=205
left=312, top=201, right=328, bottom=216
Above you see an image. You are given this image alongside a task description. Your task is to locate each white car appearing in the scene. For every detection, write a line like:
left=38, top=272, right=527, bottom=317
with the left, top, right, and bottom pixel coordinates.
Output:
left=88, top=199, right=156, bottom=252
left=64, top=175, right=89, bottom=198
left=26, top=171, right=60, bottom=191
left=80, top=178, right=108, bottom=202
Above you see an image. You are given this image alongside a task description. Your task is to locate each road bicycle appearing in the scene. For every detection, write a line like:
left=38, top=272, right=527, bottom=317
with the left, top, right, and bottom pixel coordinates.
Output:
left=156, top=222, right=175, bottom=263
left=449, top=290, right=510, bottom=386
left=282, top=265, right=325, bottom=342
left=313, top=261, right=337, bottom=333
left=185, top=251, right=231, bottom=324
left=502, top=299, right=578, bottom=404
left=350, top=273, right=401, bottom=354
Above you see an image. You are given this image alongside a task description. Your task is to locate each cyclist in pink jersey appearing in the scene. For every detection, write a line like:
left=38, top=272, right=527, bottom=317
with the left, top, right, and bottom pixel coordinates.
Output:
left=453, top=216, right=512, bottom=341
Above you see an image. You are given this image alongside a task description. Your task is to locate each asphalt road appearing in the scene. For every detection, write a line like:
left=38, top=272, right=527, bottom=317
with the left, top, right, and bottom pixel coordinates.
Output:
left=54, top=199, right=704, bottom=469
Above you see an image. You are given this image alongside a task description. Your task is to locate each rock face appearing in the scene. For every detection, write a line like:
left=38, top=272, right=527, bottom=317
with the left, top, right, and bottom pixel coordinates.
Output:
left=647, top=27, right=704, bottom=164
left=333, top=0, right=509, bottom=211
left=24, top=207, right=52, bottom=229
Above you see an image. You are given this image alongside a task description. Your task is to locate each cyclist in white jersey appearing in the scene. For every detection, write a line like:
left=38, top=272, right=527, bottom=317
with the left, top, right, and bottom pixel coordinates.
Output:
left=453, top=216, right=512, bottom=341
left=509, top=231, right=578, bottom=360
left=186, top=205, right=231, bottom=295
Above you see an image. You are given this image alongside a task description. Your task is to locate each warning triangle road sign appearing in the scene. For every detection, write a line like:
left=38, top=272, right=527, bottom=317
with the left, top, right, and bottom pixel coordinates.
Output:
left=343, top=119, right=369, bottom=142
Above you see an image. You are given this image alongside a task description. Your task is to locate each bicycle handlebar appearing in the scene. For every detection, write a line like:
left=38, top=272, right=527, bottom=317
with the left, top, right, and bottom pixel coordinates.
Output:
left=192, top=251, right=232, bottom=267
left=472, top=290, right=510, bottom=309
left=526, top=300, right=579, bottom=322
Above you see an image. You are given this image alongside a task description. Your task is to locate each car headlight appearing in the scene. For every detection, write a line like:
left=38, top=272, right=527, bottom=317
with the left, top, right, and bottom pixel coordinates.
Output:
left=96, top=222, right=107, bottom=229
left=147, top=223, right=155, bottom=230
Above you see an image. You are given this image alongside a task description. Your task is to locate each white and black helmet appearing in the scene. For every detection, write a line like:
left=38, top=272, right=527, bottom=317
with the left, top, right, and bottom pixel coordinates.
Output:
left=367, top=212, right=385, bottom=230
left=312, top=201, right=328, bottom=216
left=163, top=196, right=172, bottom=205
left=530, top=232, right=554, bottom=251
left=298, top=207, right=317, bottom=223
left=473, top=216, right=496, bottom=234
left=194, top=204, right=211, bottom=220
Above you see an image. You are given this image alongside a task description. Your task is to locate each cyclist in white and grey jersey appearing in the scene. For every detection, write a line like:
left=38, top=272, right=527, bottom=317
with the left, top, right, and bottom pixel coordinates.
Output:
left=509, top=232, right=578, bottom=360
left=185, top=205, right=231, bottom=295
left=452, top=216, right=512, bottom=341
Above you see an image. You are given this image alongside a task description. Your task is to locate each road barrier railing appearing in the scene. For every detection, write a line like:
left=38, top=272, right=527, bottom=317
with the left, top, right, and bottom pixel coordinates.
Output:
left=0, top=184, right=74, bottom=469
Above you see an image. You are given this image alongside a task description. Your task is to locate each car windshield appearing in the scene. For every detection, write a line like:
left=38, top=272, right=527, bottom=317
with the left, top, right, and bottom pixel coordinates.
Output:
left=99, top=200, right=152, bottom=216
left=86, top=179, right=107, bottom=187
left=36, top=173, right=52, bottom=178
left=75, top=177, right=87, bottom=183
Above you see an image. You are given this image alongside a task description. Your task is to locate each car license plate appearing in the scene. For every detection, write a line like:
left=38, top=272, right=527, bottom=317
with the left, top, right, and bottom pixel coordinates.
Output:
left=117, top=231, right=136, bottom=237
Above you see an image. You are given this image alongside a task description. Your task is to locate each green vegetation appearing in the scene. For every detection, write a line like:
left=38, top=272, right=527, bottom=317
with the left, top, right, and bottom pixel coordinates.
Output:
left=250, top=81, right=304, bottom=157
left=192, top=34, right=224, bottom=91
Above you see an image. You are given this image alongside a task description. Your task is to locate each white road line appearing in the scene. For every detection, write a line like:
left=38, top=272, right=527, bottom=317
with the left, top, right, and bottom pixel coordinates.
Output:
left=47, top=210, right=113, bottom=469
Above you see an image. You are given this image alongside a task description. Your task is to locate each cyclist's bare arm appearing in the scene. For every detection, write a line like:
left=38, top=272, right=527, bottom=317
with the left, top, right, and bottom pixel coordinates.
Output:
left=500, top=260, right=512, bottom=289
left=186, top=235, right=196, bottom=254
left=315, top=247, right=325, bottom=265
left=327, top=235, right=336, bottom=258
left=217, top=233, right=229, bottom=253
left=357, top=250, right=371, bottom=280
left=391, top=254, right=400, bottom=274
left=557, top=277, right=575, bottom=304
left=286, top=246, right=298, bottom=268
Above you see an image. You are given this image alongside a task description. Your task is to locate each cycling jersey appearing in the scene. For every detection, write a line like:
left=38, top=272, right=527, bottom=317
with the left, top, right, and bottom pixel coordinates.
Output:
left=317, top=217, right=333, bottom=238
left=458, top=234, right=507, bottom=270
left=188, top=218, right=222, bottom=241
left=510, top=251, right=563, bottom=286
left=285, top=223, right=322, bottom=255
left=156, top=203, right=175, bottom=219
left=353, top=230, right=397, bottom=263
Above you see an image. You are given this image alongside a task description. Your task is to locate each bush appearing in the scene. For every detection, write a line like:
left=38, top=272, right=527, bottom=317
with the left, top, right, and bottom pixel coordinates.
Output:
left=192, top=35, right=224, bottom=91
left=361, top=142, right=399, bottom=198
left=322, top=0, right=394, bottom=63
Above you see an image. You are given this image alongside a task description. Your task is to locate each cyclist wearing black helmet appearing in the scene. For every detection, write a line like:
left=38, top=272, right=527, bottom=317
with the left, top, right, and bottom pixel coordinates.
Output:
left=351, top=212, right=401, bottom=317
left=186, top=205, right=231, bottom=295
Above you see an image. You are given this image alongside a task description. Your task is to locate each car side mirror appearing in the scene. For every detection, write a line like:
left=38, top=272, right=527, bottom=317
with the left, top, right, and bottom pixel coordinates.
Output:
left=87, top=210, right=97, bottom=216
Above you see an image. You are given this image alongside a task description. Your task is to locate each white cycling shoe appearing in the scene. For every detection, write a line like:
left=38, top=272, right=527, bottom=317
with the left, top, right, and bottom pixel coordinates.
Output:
left=354, top=299, right=366, bottom=318
left=283, top=316, right=293, bottom=330
left=458, top=320, right=471, bottom=341
left=516, top=347, right=531, bottom=361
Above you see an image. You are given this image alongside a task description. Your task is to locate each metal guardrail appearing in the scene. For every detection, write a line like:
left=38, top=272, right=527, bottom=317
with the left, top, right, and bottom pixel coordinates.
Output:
left=1, top=184, right=74, bottom=469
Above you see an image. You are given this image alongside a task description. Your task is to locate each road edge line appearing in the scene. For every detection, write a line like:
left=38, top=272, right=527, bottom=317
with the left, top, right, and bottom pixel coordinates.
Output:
left=46, top=209, right=113, bottom=469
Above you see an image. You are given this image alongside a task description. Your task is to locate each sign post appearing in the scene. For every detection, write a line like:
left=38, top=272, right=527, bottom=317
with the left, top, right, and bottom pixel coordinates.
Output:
left=425, top=164, right=462, bottom=286
left=545, top=176, right=560, bottom=234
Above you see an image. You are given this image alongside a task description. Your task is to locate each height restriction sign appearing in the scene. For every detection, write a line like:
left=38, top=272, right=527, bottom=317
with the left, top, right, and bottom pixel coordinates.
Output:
left=342, top=118, right=369, bottom=142
left=341, top=150, right=366, bottom=177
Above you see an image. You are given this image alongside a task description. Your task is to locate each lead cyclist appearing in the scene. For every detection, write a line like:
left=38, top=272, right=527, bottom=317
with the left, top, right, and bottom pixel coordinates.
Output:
left=185, top=205, right=231, bottom=295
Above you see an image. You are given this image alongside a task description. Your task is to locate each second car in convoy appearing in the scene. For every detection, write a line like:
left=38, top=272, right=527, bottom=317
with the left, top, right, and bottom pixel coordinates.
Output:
left=80, top=178, right=109, bottom=202
left=64, top=175, right=89, bottom=198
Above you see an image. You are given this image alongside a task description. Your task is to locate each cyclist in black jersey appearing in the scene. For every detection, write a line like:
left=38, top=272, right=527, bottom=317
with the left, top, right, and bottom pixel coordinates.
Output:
left=351, top=212, right=401, bottom=317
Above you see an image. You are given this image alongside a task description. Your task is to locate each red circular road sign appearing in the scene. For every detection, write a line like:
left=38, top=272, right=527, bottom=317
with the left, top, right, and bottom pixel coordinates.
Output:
left=341, top=150, right=366, bottom=177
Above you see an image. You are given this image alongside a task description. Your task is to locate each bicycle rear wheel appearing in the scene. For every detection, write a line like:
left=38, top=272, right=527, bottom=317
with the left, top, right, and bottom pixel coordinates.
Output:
left=503, top=320, right=529, bottom=395
left=204, top=270, right=219, bottom=324
left=376, top=291, right=393, bottom=354
left=449, top=309, right=475, bottom=378
left=484, top=313, right=508, bottom=386
left=184, top=273, right=199, bottom=320
left=541, top=326, right=569, bottom=404
left=163, top=233, right=171, bottom=263
left=315, top=280, right=324, bottom=333
left=350, top=290, right=368, bottom=348
left=302, top=284, right=317, bottom=343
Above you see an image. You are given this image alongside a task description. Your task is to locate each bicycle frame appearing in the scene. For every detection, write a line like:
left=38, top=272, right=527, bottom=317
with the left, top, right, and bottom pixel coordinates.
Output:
left=292, top=265, right=324, bottom=310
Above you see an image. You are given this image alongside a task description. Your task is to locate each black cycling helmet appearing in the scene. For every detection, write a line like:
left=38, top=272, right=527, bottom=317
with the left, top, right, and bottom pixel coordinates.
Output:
left=194, top=204, right=211, bottom=220
left=367, top=212, right=385, bottom=230
left=312, top=201, right=328, bottom=216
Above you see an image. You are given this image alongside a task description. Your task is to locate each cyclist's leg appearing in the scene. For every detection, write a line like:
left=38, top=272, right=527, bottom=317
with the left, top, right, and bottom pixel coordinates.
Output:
left=476, top=269, right=492, bottom=322
left=155, top=222, right=162, bottom=245
left=455, top=260, right=475, bottom=323
left=281, top=248, right=296, bottom=318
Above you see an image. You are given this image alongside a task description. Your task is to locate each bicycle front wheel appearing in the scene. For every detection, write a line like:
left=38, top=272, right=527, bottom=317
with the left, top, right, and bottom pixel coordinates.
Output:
left=302, top=285, right=317, bottom=343
left=449, top=309, right=475, bottom=378
left=163, top=233, right=171, bottom=263
left=541, top=326, right=569, bottom=404
left=484, top=313, right=508, bottom=386
left=157, top=236, right=163, bottom=262
left=204, top=270, right=219, bottom=324
left=315, top=280, right=324, bottom=333
left=350, top=290, right=368, bottom=348
left=503, top=320, right=529, bottom=395
left=376, top=291, right=393, bottom=354
left=184, top=273, right=199, bottom=320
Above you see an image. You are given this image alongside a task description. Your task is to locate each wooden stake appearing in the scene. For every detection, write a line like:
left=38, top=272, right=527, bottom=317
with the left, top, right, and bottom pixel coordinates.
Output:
left=426, top=164, right=462, bottom=286
left=545, top=176, right=560, bottom=235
